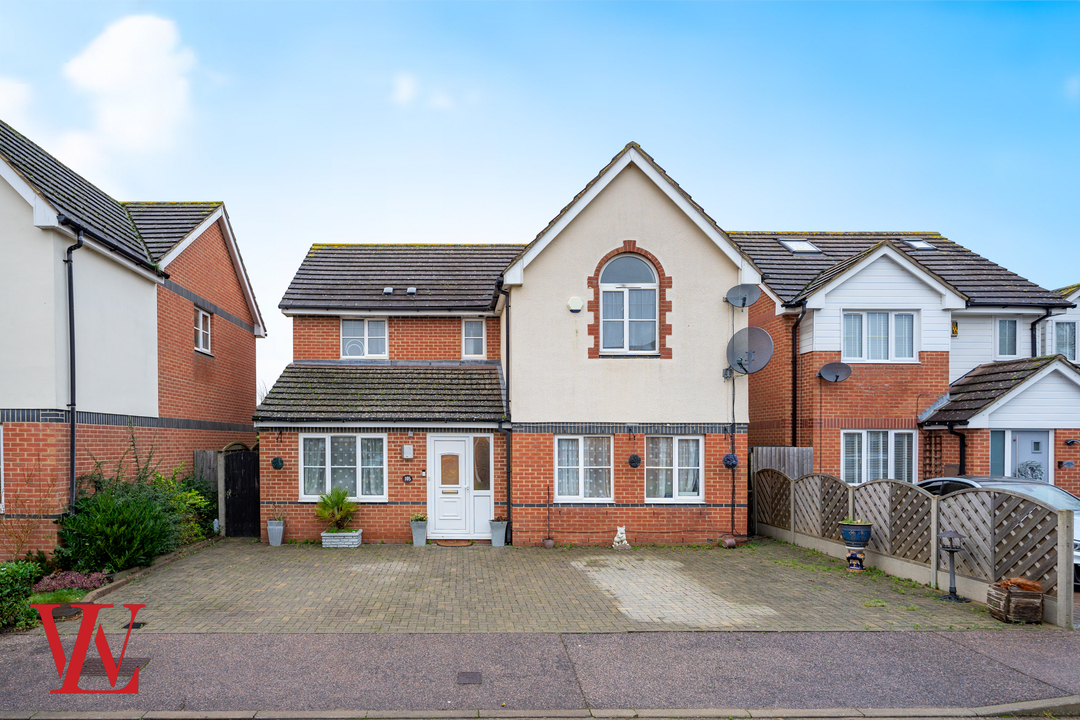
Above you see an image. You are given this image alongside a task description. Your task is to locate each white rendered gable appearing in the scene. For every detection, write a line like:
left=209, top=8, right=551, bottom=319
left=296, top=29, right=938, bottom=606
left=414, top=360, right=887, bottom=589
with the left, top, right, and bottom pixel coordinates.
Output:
left=968, top=364, right=1080, bottom=429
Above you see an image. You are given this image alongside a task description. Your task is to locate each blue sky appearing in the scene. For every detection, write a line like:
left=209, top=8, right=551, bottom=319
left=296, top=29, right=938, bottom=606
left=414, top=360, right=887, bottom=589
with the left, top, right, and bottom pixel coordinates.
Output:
left=1, top=2, right=1077, bottom=393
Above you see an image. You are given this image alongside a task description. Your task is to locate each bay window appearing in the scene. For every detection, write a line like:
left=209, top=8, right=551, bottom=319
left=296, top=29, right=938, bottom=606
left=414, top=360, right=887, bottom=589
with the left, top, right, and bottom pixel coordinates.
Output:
left=841, top=430, right=916, bottom=484
left=842, top=311, right=916, bottom=362
left=301, top=434, right=387, bottom=501
left=555, top=436, right=612, bottom=501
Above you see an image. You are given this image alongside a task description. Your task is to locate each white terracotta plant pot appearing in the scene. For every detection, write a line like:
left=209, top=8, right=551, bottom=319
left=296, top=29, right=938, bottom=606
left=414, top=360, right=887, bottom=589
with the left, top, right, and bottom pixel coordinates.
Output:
left=321, top=529, right=362, bottom=548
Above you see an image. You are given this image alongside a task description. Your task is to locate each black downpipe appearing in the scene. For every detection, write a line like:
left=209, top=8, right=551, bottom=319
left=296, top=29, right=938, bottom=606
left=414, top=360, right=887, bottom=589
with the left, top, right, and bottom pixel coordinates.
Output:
left=1031, top=307, right=1055, bottom=358
left=947, top=423, right=967, bottom=476
left=790, top=302, right=807, bottom=446
left=497, top=279, right=512, bottom=543
left=63, top=226, right=84, bottom=507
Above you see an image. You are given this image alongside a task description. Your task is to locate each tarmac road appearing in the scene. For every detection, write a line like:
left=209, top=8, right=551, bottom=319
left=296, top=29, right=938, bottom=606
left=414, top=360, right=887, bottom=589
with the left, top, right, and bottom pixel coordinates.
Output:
left=2, top=629, right=1079, bottom=715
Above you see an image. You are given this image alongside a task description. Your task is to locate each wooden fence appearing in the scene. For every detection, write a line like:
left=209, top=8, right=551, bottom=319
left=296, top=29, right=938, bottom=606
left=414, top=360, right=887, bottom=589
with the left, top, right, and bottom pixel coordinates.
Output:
left=753, top=469, right=1074, bottom=627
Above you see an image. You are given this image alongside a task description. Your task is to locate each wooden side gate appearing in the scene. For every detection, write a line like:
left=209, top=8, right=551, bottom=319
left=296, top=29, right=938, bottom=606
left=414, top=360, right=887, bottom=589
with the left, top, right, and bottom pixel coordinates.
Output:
left=225, top=451, right=260, bottom=537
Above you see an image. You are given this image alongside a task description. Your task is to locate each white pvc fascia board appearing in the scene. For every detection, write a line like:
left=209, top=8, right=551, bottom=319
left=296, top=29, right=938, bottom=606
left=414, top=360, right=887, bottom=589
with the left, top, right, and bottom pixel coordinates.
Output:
left=255, top=421, right=502, bottom=429
left=0, top=156, right=39, bottom=206
left=158, top=207, right=224, bottom=268
left=964, top=362, right=1080, bottom=429
left=804, top=245, right=966, bottom=310
left=281, top=309, right=498, bottom=318
left=952, top=307, right=1063, bottom=316
left=757, top=284, right=786, bottom=315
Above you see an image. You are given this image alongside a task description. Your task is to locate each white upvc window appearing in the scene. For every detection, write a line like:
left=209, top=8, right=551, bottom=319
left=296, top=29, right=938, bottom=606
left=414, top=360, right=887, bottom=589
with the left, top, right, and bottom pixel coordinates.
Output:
left=195, top=308, right=211, bottom=354
left=463, top=319, right=486, bottom=358
left=645, top=436, right=704, bottom=503
left=341, top=319, right=388, bottom=358
left=555, top=436, right=612, bottom=502
left=1054, top=320, right=1076, bottom=361
left=599, top=255, right=658, bottom=354
left=996, top=317, right=1019, bottom=358
left=841, top=311, right=916, bottom=362
left=300, top=434, right=388, bottom=502
left=841, top=430, right=916, bottom=484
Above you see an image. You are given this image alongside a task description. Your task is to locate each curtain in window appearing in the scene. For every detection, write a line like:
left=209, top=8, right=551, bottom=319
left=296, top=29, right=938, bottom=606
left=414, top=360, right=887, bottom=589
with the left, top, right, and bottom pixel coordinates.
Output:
left=843, top=433, right=862, bottom=484
left=678, top=438, right=700, bottom=496
left=331, top=436, right=358, bottom=496
left=867, top=431, right=888, bottom=480
left=894, top=314, right=914, bottom=359
left=360, top=438, right=384, bottom=496
left=583, top=437, right=611, bottom=498
left=843, top=314, right=863, bottom=358
left=602, top=292, right=624, bottom=349
left=1057, top=322, right=1076, bottom=361
left=893, top=433, right=913, bottom=483
left=303, top=437, right=326, bottom=496
left=999, top=319, right=1017, bottom=356
left=557, top=439, right=579, bottom=496
left=646, top=437, right=673, bottom=498
left=867, top=313, right=889, bottom=360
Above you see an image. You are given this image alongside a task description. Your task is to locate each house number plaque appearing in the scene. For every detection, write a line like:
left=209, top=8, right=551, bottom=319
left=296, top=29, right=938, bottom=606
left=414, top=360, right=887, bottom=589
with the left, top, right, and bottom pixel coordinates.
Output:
left=402, top=475, right=413, bottom=483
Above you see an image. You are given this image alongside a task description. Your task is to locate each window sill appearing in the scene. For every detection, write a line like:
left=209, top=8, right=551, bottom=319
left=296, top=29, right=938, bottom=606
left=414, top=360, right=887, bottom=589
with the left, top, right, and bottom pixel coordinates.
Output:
left=298, top=496, right=388, bottom=504
left=841, top=359, right=919, bottom=365
left=340, top=356, right=389, bottom=361
left=195, top=348, right=214, bottom=358
left=597, top=353, right=662, bottom=359
left=554, top=499, right=614, bottom=504
left=644, top=498, right=706, bottom=505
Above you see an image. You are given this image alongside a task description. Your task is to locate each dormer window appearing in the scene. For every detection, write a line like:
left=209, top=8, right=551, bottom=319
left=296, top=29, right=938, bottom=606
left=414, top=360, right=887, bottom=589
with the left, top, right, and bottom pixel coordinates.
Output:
left=779, top=239, right=820, bottom=254
left=903, top=238, right=935, bottom=251
left=599, top=255, right=657, bottom=354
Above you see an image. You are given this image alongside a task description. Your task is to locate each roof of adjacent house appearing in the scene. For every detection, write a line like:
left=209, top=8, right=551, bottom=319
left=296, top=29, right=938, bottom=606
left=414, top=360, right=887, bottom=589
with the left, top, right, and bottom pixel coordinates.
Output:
left=920, top=355, right=1075, bottom=425
left=0, top=119, right=151, bottom=266
left=1055, top=283, right=1080, bottom=299
left=123, top=201, right=222, bottom=261
left=253, top=362, right=507, bottom=423
left=729, top=232, right=1072, bottom=308
left=279, top=244, right=526, bottom=313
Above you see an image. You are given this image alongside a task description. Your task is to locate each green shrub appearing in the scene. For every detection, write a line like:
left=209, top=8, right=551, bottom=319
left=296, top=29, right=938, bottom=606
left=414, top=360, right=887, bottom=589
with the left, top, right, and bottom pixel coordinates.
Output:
left=316, top=487, right=357, bottom=530
left=55, top=487, right=176, bottom=573
left=0, top=561, right=44, bottom=629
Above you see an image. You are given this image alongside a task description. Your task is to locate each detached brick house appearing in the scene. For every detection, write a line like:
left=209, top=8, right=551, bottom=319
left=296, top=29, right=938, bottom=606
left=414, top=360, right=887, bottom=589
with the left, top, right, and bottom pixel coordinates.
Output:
left=736, top=234, right=1080, bottom=495
left=0, top=120, right=264, bottom=557
left=257, top=143, right=761, bottom=545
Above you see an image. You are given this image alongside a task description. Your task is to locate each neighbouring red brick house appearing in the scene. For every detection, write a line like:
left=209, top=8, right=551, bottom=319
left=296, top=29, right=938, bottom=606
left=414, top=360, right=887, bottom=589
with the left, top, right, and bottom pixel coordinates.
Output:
left=256, top=144, right=761, bottom=545
left=0, top=120, right=264, bottom=558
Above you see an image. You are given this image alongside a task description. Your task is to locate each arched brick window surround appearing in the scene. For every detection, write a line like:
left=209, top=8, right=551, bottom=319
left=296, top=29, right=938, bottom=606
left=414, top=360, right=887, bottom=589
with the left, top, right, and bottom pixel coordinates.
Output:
left=587, top=240, right=673, bottom=359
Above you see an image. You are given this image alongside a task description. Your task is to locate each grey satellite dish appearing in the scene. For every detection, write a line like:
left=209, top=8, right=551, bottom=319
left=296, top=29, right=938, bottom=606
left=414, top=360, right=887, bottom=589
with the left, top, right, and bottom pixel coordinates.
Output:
left=725, top=284, right=762, bottom=308
left=819, top=362, right=852, bottom=383
left=726, top=326, right=774, bottom=374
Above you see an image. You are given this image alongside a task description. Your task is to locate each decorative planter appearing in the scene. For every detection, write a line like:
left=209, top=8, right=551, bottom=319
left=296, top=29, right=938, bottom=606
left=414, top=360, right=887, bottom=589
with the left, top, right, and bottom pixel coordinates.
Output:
left=321, top=529, right=362, bottom=548
left=542, top=538, right=555, bottom=549
left=267, top=519, right=285, bottom=547
left=839, top=522, right=872, bottom=572
left=411, top=521, right=427, bottom=547
left=490, top=521, right=508, bottom=547
left=987, top=583, right=1043, bottom=624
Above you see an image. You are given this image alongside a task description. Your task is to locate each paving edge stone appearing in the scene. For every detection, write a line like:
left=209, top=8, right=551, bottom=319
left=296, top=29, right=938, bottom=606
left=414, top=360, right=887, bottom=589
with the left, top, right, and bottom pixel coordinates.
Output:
left=858, top=710, right=976, bottom=718
left=975, top=695, right=1080, bottom=717
left=637, top=711, right=751, bottom=719
left=366, top=712, right=479, bottom=719
left=487, top=711, right=592, bottom=718
left=0, top=713, right=34, bottom=720
left=30, top=713, right=146, bottom=720
left=142, top=712, right=257, bottom=719
left=749, top=710, right=863, bottom=718
left=589, top=712, right=638, bottom=718
left=253, top=712, right=367, bottom=719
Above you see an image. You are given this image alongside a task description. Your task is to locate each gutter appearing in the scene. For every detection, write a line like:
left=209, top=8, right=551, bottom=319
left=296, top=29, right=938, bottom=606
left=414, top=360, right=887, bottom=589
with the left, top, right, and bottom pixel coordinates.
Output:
left=57, top=214, right=165, bottom=278
left=1030, top=306, right=1056, bottom=358
left=790, top=301, right=807, bottom=446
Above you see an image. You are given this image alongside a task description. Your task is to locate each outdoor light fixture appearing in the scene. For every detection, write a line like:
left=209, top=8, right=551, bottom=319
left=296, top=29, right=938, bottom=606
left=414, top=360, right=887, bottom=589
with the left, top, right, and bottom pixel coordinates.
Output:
left=628, top=454, right=641, bottom=468
left=1065, top=439, right=1080, bottom=446
left=938, top=530, right=970, bottom=603
left=271, top=457, right=284, bottom=470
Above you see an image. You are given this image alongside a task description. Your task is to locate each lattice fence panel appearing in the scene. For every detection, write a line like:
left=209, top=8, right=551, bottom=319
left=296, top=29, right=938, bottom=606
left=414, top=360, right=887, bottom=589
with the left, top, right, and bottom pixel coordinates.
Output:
left=938, top=490, right=994, bottom=582
left=889, top=483, right=932, bottom=565
left=754, top=469, right=791, bottom=530
left=793, top=476, right=821, bottom=536
left=994, top=492, right=1058, bottom=595
left=853, top=482, right=891, bottom=555
left=818, top=475, right=849, bottom=541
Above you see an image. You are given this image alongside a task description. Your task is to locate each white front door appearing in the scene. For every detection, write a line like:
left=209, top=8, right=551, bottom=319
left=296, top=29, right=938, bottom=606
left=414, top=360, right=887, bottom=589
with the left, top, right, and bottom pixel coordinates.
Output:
left=1014, top=431, right=1050, bottom=481
left=428, top=435, right=495, bottom=538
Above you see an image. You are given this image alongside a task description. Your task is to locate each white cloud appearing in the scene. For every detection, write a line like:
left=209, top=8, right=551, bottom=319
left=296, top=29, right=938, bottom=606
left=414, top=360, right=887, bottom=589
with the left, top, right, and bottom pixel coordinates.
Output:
left=0, top=76, right=32, bottom=129
left=392, top=72, right=418, bottom=105
left=1066, top=76, right=1080, bottom=104
left=54, top=15, right=195, bottom=176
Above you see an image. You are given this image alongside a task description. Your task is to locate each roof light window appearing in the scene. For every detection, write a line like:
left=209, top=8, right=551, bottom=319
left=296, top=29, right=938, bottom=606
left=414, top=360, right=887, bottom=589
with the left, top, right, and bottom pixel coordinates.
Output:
left=904, top=239, right=935, bottom=251
left=779, top=239, right=821, bottom=254
left=383, top=287, right=394, bottom=295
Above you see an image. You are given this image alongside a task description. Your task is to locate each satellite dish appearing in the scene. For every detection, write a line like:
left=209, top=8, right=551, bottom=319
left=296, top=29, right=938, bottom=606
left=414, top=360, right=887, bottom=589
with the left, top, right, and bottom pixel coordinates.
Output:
left=725, top=284, right=762, bottom=308
left=726, top=326, right=774, bottom=374
left=819, top=362, right=852, bottom=383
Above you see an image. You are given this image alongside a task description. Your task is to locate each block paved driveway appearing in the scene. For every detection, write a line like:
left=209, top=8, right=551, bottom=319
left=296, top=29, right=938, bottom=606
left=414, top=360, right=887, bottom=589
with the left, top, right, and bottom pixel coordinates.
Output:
left=45, top=537, right=1034, bottom=635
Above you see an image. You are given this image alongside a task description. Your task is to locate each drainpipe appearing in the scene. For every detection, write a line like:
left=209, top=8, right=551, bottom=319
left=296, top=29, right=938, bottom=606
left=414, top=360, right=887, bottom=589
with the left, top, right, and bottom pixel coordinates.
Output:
left=1031, top=306, right=1055, bottom=358
left=947, top=423, right=967, bottom=476
left=496, top=421, right=512, bottom=545
left=497, top=278, right=512, bottom=543
left=59, top=218, right=84, bottom=507
left=790, top=302, right=807, bottom=446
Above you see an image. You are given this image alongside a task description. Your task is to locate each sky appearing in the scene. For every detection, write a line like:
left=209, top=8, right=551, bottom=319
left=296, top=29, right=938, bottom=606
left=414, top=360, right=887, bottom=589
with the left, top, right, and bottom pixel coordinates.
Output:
left=0, top=1, right=1077, bottom=396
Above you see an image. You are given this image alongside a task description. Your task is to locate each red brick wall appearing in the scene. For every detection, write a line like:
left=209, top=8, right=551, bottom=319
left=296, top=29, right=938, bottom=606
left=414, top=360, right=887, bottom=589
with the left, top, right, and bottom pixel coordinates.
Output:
left=0, top=421, right=256, bottom=559
left=158, top=221, right=257, bottom=424
left=292, top=316, right=500, bottom=362
left=586, top=241, right=673, bottom=359
left=748, top=296, right=795, bottom=448
left=1054, top=431, right=1080, bottom=497
left=258, top=430, right=508, bottom=544
left=510, top=432, right=748, bottom=546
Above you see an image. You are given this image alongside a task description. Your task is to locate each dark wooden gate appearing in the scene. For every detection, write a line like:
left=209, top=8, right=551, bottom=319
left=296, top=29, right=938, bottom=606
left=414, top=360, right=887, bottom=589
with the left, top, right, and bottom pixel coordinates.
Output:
left=225, top=451, right=260, bottom=537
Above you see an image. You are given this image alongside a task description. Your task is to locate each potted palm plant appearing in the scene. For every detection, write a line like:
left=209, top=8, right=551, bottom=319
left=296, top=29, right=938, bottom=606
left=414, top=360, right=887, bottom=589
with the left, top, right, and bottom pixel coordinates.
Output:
left=267, top=513, right=285, bottom=547
left=490, top=515, right=508, bottom=547
left=317, top=487, right=362, bottom=548
left=410, top=512, right=428, bottom=547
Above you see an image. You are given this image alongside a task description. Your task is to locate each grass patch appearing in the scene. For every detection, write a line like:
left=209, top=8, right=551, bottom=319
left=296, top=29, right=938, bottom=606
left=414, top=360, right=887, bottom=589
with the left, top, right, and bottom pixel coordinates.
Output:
left=863, top=598, right=887, bottom=607
left=902, top=604, right=918, bottom=611
left=28, top=589, right=88, bottom=605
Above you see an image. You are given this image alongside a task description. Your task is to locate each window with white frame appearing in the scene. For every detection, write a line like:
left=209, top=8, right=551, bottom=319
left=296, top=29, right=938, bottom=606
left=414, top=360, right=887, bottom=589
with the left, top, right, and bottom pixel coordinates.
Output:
left=842, top=311, right=916, bottom=362
left=841, top=430, right=916, bottom=484
left=341, top=319, right=387, bottom=358
left=996, top=318, right=1018, bottom=357
left=195, top=308, right=211, bottom=353
left=1055, top=321, right=1076, bottom=361
left=555, top=436, right=612, bottom=501
left=599, top=255, right=658, bottom=354
left=645, top=436, right=703, bottom=502
left=463, top=319, right=485, bottom=358
left=300, top=434, right=387, bottom=501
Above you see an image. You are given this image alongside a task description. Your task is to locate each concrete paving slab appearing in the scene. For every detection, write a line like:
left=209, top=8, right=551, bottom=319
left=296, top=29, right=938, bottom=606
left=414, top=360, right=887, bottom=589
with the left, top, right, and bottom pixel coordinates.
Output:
left=253, top=713, right=367, bottom=719
left=0, top=713, right=33, bottom=720
left=972, top=695, right=1080, bottom=716
left=31, top=714, right=146, bottom=720
left=748, top=711, right=861, bottom=718
left=365, top=713, right=478, bottom=719
left=858, top=710, right=977, bottom=717
left=485, top=711, right=591, bottom=717
left=636, top=710, right=751, bottom=718
left=587, top=711, right=637, bottom=718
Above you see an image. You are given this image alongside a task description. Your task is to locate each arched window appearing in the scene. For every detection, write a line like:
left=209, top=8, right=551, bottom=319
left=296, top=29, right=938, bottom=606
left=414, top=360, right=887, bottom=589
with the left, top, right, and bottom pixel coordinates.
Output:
left=599, top=255, right=658, bottom=353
